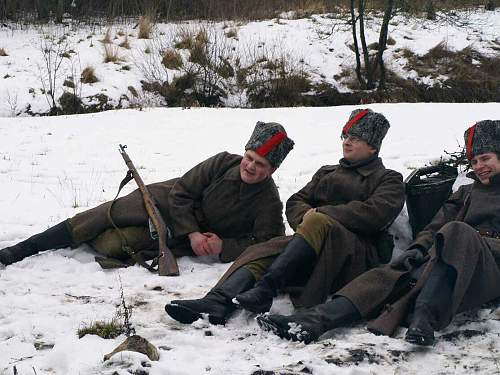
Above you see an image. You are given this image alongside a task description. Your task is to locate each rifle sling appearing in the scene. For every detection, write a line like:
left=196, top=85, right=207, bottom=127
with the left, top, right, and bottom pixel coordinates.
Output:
left=106, top=170, right=158, bottom=273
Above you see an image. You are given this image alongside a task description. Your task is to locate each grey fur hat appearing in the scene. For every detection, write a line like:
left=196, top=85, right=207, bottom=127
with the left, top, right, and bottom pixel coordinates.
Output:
left=464, top=120, right=500, bottom=159
left=245, top=121, right=294, bottom=167
left=342, top=108, right=390, bottom=150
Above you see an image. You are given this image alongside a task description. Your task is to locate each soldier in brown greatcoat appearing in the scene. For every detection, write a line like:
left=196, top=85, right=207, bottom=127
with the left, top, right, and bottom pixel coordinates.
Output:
left=0, top=121, right=294, bottom=268
left=258, top=120, right=500, bottom=347
left=165, top=109, right=405, bottom=325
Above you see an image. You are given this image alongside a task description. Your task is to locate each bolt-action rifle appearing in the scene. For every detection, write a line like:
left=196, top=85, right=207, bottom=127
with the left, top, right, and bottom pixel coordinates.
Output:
left=118, top=144, right=179, bottom=276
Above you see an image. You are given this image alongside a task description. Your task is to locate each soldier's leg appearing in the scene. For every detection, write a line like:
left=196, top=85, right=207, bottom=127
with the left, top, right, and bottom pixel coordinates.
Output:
left=0, top=220, right=73, bottom=265
left=235, top=212, right=332, bottom=313
left=257, top=295, right=361, bottom=344
left=90, top=226, right=156, bottom=260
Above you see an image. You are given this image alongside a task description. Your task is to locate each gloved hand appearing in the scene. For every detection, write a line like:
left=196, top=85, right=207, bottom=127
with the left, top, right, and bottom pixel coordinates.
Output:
left=390, top=247, right=428, bottom=271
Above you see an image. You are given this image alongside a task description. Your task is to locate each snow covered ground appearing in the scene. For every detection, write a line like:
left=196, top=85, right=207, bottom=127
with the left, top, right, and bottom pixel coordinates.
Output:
left=1, top=103, right=500, bottom=374
left=0, top=8, right=499, bottom=116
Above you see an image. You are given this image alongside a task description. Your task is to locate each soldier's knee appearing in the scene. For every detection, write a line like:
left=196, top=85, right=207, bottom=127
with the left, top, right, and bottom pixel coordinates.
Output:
left=300, top=211, right=336, bottom=233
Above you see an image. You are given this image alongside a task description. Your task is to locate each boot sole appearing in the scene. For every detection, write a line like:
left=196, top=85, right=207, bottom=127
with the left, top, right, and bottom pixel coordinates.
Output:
left=165, top=303, right=202, bottom=324
left=165, top=303, right=227, bottom=325
left=257, top=315, right=293, bottom=340
left=405, top=328, right=435, bottom=346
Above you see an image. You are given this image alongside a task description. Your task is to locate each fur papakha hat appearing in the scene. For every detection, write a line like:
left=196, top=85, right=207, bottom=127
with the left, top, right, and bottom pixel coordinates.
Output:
left=464, top=120, right=500, bottom=160
left=245, top=121, right=294, bottom=167
left=341, top=108, right=390, bottom=150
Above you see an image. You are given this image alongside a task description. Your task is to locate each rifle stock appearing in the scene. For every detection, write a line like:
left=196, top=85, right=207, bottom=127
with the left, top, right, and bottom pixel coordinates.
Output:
left=119, top=144, right=179, bottom=276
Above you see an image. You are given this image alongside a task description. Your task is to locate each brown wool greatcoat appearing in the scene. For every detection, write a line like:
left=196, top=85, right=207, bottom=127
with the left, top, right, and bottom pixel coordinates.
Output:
left=69, top=152, right=285, bottom=262
left=216, top=157, right=405, bottom=307
left=337, top=172, right=500, bottom=336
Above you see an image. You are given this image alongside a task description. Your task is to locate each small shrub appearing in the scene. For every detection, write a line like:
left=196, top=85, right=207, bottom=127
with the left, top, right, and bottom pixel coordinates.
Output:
left=144, top=46, right=151, bottom=54
left=162, top=49, right=183, bottom=70
left=189, top=43, right=208, bottom=65
left=101, top=28, right=113, bottom=44
left=138, top=15, right=153, bottom=39
left=195, top=29, right=209, bottom=46
left=174, top=29, right=194, bottom=49
left=0, top=48, right=8, bottom=56
left=119, top=35, right=130, bottom=49
left=225, top=29, right=238, bottom=39
left=81, top=66, right=98, bottom=83
left=387, top=37, right=396, bottom=46
left=59, top=91, right=84, bottom=114
left=368, top=42, right=379, bottom=51
left=78, top=319, right=125, bottom=339
left=121, top=65, right=131, bottom=71
left=103, top=44, right=124, bottom=63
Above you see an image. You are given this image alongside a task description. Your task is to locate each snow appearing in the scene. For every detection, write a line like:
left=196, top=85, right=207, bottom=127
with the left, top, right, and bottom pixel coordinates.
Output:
left=1, top=103, right=500, bottom=374
left=0, top=9, right=499, bottom=116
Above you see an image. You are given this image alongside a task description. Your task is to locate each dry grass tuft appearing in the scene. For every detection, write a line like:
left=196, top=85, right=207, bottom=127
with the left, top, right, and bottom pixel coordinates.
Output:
left=162, top=49, right=183, bottom=70
left=103, top=44, right=124, bottom=63
left=138, top=15, right=153, bottom=39
left=101, top=28, right=113, bottom=44
left=225, top=28, right=238, bottom=39
left=81, top=66, right=99, bottom=83
left=0, top=48, right=8, bottom=56
left=119, top=34, right=131, bottom=49
left=174, top=28, right=194, bottom=49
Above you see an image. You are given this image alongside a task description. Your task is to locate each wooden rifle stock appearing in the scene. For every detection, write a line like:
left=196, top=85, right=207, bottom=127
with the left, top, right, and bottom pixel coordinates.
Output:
left=118, top=144, right=179, bottom=276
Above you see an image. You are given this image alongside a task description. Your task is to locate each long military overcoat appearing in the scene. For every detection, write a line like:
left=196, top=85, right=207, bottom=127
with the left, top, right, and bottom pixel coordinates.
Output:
left=69, top=152, right=285, bottom=262
left=336, top=172, right=500, bottom=336
left=216, top=157, right=405, bottom=307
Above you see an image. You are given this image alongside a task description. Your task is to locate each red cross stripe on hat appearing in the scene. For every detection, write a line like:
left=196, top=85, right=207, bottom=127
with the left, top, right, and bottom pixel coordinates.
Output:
left=256, top=131, right=287, bottom=157
left=466, top=124, right=476, bottom=160
left=342, top=109, right=369, bottom=135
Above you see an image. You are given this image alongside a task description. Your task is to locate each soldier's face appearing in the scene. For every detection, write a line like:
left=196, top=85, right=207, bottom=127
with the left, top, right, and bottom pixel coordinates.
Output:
left=240, top=150, right=275, bottom=184
left=342, top=135, right=377, bottom=163
left=471, top=152, right=500, bottom=185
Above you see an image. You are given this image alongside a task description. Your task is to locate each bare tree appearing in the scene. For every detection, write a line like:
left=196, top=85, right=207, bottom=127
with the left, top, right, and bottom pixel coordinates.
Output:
left=349, top=0, right=395, bottom=90
left=37, top=32, right=71, bottom=113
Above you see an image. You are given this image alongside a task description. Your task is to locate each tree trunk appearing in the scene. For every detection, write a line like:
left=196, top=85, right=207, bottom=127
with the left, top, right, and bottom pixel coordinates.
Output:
left=357, top=0, right=375, bottom=89
left=350, top=0, right=365, bottom=89
left=36, top=0, right=49, bottom=20
left=376, top=0, right=394, bottom=90
left=56, top=0, right=64, bottom=23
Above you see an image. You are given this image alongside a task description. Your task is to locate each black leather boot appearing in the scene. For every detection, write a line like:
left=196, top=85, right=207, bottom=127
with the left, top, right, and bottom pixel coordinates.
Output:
left=257, top=296, right=360, bottom=344
left=0, top=220, right=73, bottom=265
left=235, top=236, right=316, bottom=313
left=165, top=267, right=255, bottom=325
left=405, top=260, right=456, bottom=346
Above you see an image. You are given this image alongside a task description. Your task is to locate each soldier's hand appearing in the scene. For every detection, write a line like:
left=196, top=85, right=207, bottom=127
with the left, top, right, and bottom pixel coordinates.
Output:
left=390, top=248, right=427, bottom=271
left=203, top=232, right=223, bottom=255
left=188, top=232, right=210, bottom=256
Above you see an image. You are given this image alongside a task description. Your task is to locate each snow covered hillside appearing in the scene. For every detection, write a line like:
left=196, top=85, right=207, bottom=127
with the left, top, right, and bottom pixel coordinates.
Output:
left=0, top=9, right=499, bottom=116
left=1, top=103, right=499, bottom=374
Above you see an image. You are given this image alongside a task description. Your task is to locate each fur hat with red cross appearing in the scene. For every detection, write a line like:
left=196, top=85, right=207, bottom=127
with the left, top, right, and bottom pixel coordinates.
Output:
left=342, top=108, right=390, bottom=151
left=464, top=120, right=500, bottom=160
left=245, top=121, right=294, bottom=168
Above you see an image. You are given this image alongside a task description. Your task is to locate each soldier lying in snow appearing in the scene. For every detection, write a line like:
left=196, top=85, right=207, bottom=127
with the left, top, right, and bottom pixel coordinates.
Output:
left=0, top=121, right=294, bottom=268
left=165, top=108, right=406, bottom=325
left=258, top=120, right=500, bottom=347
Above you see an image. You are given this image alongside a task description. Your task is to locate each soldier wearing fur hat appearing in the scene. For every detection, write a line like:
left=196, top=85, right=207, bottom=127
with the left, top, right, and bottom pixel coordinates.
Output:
left=258, top=120, right=500, bottom=347
left=165, top=108, right=405, bottom=325
left=0, top=122, right=294, bottom=268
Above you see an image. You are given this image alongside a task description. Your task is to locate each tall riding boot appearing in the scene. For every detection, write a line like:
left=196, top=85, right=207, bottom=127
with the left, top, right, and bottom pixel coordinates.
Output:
left=0, top=220, right=73, bottom=266
left=258, top=296, right=361, bottom=344
left=235, top=236, right=316, bottom=313
left=406, top=260, right=456, bottom=346
left=165, top=267, right=255, bottom=325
